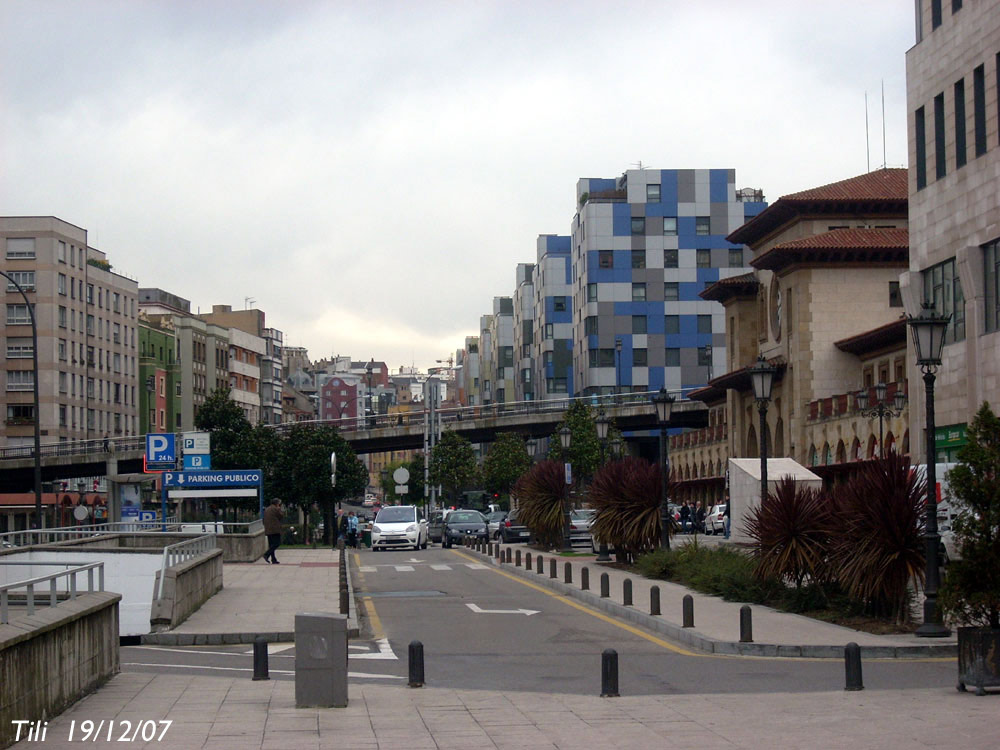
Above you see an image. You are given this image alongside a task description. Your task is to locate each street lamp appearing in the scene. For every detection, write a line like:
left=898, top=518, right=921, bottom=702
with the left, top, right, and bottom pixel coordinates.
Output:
left=652, top=388, right=675, bottom=549
left=908, top=301, right=951, bottom=638
left=856, top=382, right=907, bottom=458
left=748, top=357, right=777, bottom=506
left=0, top=271, right=42, bottom=529
left=558, top=425, right=572, bottom=552
left=614, top=337, right=623, bottom=399
left=595, top=412, right=612, bottom=562
left=365, top=359, right=374, bottom=428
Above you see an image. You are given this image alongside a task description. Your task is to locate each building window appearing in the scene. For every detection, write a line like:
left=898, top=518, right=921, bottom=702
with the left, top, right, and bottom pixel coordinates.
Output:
left=934, top=92, right=946, bottom=179
left=923, top=258, right=965, bottom=343
left=633, top=348, right=647, bottom=366
left=696, top=249, right=711, bottom=268
left=695, top=217, right=711, bottom=235
left=58, top=306, right=67, bottom=328
left=632, top=283, right=646, bottom=302
left=665, top=315, right=679, bottom=334
left=973, top=64, right=986, bottom=157
left=931, top=0, right=942, bottom=28
left=599, top=251, right=613, bottom=269
left=663, top=217, right=677, bottom=236
left=889, top=281, right=903, bottom=308
left=664, top=282, right=679, bottom=301
left=6, top=338, right=33, bottom=358
left=59, top=405, right=67, bottom=426
left=915, top=106, right=927, bottom=190
left=631, top=250, right=646, bottom=269
left=57, top=273, right=68, bottom=295
left=985, top=239, right=1000, bottom=333
left=58, top=339, right=67, bottom=360
left=631, top=217, right=645, bottom=235
left=587, top=283, right=598, bottom=302
left=697, top=346, right=712, bottom=366
left=665, top=348, right=680, bottom=366
left=585, top=316, right=599, bottom=335
left=86, top=284, right=94, bottom=304
left=5, top=238, right=35, bottom=259
left=6, top=370, right=34, bottom=391
left=697, top=315, right=713, bottom=334
left=646, top=183, right=660, bottom=202
left=632, top=315, right=647, bottom=334
left=86, top=314, right=95, bottom=336
left=544, top=323, right=553, bottom=340
left=543, top=351, right=553, bottom=366
left=954, top=78, right=966, bottom=169
left=548, top=377, right=568, bottom=393
left=664, top=249, right=678, bottom=268
left=553, top=296, right=567, bottom=312
left=6, top=271, right=35, bottom=292
left=6, top=304, right=32, bottom=325
left=500, top=346, right=513, bottom=367
left=58, top=240, right=67, bottom=262
left=729, top=248, right=743, bottom=268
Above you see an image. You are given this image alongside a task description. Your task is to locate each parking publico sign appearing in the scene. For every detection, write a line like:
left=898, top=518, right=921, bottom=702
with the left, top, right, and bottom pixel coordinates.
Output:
left=162, top=470, right=262, bottom=487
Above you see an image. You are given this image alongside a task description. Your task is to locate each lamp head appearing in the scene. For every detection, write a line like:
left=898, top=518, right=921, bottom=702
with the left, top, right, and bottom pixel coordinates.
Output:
left=651, top=388, right=674, bottom=424
left=749, top=356, right=776, bottom=402
left=907, top=302, right=951, bottom=367
left=558, top=425, right=571, bottom=450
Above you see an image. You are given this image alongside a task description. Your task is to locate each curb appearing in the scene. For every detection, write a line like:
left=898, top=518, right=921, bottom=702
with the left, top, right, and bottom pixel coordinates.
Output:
left=141, top=550, right=361, bottom=646
left=478, top=546, right=957, bottom=660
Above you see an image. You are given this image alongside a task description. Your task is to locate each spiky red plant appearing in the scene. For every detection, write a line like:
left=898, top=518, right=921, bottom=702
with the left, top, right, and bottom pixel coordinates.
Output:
left=589, top=457, right=676, bottom=559
left=515, top=460, right=567, bottom=548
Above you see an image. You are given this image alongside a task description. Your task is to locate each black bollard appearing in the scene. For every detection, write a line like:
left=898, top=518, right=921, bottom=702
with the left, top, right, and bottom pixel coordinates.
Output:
left=408, top=641, right=424, bottom=688
left=682, top=594, right=694, bottom=628
left=525, top=551, right=532, bottom=569
left=536, top=555, right=544, bottom=574
left=739, top=605, right=753, bottom=643
left=506, top=547, right=512, bottom=564
left=252, top=636, right=269, bottom=681
left=601, top=649, right=619, bottom=698
left=516, top=549, right=521, bottom=567
left=600, top=572, right=610, bottom=598
left=844, top=642, right=864, bottom=691
left=340, top=587, right=349, bottom=617
left=623, top=578, right=633, bottom=606
left=550, top=558, right=557, bottom=579
left=581, top=566, right=590, bottom=590
left=564, top=562, right=572, bottom=584
left=650, top=586, right=661, bottom=616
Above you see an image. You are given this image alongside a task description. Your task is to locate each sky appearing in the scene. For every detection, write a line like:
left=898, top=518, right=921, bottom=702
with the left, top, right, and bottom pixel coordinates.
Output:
left=1, top=1, right=916, bottom=372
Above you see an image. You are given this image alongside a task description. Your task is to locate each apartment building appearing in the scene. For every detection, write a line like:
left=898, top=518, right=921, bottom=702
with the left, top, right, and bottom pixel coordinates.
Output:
left=138, top=315, right=179, bottom=434
left=904, top=0, right=1000, bottom=461
left=2, top=217, right=138, bottom=447
left=513, top=264, right=535, bottom=401
left=533, top=234, right=574, bottom=399
left=479, top=315, right=494, bottom=405
left=458, top=336, right=481, bottom=406
left=570, top=169, right=766, bottom=397
left=486, top=298, right=515, bottom=404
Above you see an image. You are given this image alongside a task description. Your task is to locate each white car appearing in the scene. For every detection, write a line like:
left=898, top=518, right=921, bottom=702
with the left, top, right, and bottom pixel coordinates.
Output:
left=371, top=505, right=428, bottom=551
left=704, top=504, right=727, bottom=535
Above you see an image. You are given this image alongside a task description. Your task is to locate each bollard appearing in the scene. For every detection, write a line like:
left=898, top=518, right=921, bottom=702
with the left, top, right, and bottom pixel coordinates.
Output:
left=536, top=554, right=544, bottom=574
left=340, top=587, right=350, bottom=617
left=739, top=605, right=753, bottom=643
left=550, top=558, right=557, bottom=579
left=516, top=549, right=521, bottom=567
left=506, top=547, right=512, bottom=564
left=623, top=578, right=633, bottom=606
left=601, top=649, right=619, bottom=698
left=295, top=612, right=348, bottom=708
left=252, top=636, right=269, bottom=681
left=650, top=586, right=661, bottom=616
left=844, top=642, right=864, bottom=691
left=564, top=562, right=572, bottom=584
left=581, top=566, right=590, bottom=590
left=600, top=572, right=610, bottom=598
left=408, top=641, right=425, bottom=688
left=682, top=594, right=694, bottom=628
left=525, top=552, right=532, bottom=569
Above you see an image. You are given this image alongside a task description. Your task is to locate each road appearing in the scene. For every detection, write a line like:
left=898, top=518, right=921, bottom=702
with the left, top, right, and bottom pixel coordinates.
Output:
left=121, top=545, right=957, bottom=696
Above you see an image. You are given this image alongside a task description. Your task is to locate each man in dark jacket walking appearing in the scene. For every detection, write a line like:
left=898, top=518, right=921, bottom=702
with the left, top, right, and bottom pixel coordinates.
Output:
left=263, top=498, right=284, bottom=564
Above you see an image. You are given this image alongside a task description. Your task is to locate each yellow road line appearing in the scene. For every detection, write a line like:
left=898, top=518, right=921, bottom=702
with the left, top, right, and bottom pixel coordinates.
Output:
left=447, top=549, right=956, bottom=664
left=353, top=551, right=385, bottom=640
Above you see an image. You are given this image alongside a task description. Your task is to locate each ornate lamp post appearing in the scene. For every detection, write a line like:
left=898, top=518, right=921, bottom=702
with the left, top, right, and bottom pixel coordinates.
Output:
left=558, top=425, right=573, bottom=552
left=856, top=382, right=907, bottom=458
left=614, top=337, right=623, bottom=398
left=652, top=388, right=675, bottom=549
left=365, top=359, right=375, bottom=428
left=748, top=357, right=777, bottom=505
left=908, top=302, right=951, bottom=638
left=0, top=271, right=42, bottom=529
left=595, top=412, right=612, bottom=562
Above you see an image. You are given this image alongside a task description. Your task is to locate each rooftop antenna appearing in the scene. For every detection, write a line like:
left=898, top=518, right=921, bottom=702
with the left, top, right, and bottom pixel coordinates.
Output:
left=631, top=160, right=646, bottom=170
left=865, top=91, right=871, bottom=172
left=881, top=79, right=887, bottom=170
left=244, top=296, right=255, bottom=310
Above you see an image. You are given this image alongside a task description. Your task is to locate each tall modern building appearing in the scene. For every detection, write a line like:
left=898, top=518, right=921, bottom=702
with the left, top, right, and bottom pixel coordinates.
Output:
left=904, top=0, right=1000, bottom=461
left=2, top=217, right=139, bottom=447
left=533, top=234, right=573, bottom=399
left=479, top=314, right=494, bottom=405
left=513, top=264, right=535, bottom=401
left=488, top=297, right=515, bottom=404
left=460, top=336, right=481, bottom=405
left=570, top=169, right=765, bottom=397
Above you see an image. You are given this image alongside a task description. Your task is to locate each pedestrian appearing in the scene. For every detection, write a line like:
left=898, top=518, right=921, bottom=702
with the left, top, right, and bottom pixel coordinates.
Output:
left=337, top=508, right=349, bottom=544
left=347, top=511, right=359, bottom=549
left=102, top=434, right=111, bottom=453
left=694, top=501, right=706, bottom=534
left=679, top=501, right=692, bottom=534
left=263, top=497, right=284, bottom=564
left=723, top=494, right=731, bottom=539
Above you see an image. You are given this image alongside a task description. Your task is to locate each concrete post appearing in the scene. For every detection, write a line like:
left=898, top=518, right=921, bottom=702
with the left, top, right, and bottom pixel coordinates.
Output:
left=295, top=612, right=348, bottom=708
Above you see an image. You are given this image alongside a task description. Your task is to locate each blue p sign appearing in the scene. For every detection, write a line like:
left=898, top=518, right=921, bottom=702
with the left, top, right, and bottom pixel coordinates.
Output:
left=146, top=433, right=176, bottom=463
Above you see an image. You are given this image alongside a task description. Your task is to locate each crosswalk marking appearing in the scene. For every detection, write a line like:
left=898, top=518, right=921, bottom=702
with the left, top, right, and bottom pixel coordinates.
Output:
left=430, top=564, right=452, bottom=570
left=394, top=565, right=415, bottom=571
left=358, top=562, right=491, bottom=573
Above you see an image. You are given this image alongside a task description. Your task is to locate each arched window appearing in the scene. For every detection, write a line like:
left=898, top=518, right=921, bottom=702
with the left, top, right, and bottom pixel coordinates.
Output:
left=746, top=424, right=758, bottom=458
left=822, top=443, right=832, bottom=465
left=851, top=437, right=862, bottom=461
left=867, top=434, right=877, bottom=459
left=774, top=418, right=784, bottom=456
left=885, top=432, right=896, bottom=455
left=808, top=445, right=817, bottom=466
left=835, top=440, right=846, bottom=463
left=902, top=429, right=910, bottom=455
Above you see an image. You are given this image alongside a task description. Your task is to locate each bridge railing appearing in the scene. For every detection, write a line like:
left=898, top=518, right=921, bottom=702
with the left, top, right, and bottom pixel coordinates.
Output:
left=0, top=434, right=147, bottom=461
left=0, top=518, right=181, bottom=549
left=0, top=560, right=105, bottom=624
left=155, top=534, right=217, bottom=600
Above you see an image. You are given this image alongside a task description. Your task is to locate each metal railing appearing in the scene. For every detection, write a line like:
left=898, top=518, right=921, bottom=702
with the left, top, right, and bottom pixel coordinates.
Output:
left=155, top=534, right=217, bottom=600
left=0, top=560, right=105, bottom=624
left=0, top=434, right=147, bottom=461
left=176, top=519, right=263, bottom=535
left=0, top=518, right=181, bottom=549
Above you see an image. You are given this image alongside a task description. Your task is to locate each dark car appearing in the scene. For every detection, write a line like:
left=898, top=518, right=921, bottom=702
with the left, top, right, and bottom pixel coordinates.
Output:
left=427, top=510, right=446, bottom=543
left=442, top=510, right=488, bottom=548
left=499, top=508, right=530, bottom=544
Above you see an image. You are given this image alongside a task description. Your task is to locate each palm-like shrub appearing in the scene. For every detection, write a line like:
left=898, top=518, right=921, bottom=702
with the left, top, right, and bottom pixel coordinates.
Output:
left=589, top=457, right=676, bottom=561
left=743, top=476, right=832, bottom=588
left=828, top=452, right=926, bottom=623
left=515, top=460, right=567, bottom=548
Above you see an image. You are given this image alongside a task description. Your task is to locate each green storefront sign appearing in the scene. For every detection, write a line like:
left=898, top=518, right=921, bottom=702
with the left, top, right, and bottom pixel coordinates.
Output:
left=935, top=423, right=967, bottom=463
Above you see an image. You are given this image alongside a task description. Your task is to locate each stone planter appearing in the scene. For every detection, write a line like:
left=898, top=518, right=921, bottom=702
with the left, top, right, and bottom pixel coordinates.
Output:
left=957, top=626, right=1000, bottom=695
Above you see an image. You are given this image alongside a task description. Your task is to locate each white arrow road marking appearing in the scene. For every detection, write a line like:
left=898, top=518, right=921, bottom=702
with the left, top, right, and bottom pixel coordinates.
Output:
left=349, top=638, right=397, bottom=660
left=465, top=603, right=540, bottom=616
left=405, top=558, right=424, bottom=563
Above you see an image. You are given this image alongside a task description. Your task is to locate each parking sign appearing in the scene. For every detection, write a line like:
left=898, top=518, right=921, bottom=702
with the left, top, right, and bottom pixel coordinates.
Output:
left=145, top=433, right=176, bottom=464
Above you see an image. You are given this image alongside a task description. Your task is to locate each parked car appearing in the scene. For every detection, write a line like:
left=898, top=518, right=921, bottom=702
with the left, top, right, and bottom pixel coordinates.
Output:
left=499, top=509, right=530, bottom=544
left=371, top=505, right=428, bottom=551
left=704, top=504, right=726, bottom=535
left=427, top=510, right=446, bottom=543
left=486, top=510, right=508, bottom=539
left=570, top=509, right=595, bottom=547
left=442, top=510, right=488, bottom=548
left=939, top=524, right=962, bottom=564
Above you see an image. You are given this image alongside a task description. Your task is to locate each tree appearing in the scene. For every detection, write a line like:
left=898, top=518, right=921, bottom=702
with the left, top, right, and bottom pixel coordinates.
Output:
left=195, top=386, right=252, bottom=469
left=482, top=432, right=532, bottom=499
left=940, top=402, right=1000, bottom=629
left=429, top=430, right=478, bottom=504
left=547, top=401, right=602, bottom=482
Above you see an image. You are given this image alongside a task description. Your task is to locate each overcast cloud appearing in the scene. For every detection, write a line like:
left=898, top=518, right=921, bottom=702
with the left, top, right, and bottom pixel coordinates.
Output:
left=1, top=1, right=914, bottom=371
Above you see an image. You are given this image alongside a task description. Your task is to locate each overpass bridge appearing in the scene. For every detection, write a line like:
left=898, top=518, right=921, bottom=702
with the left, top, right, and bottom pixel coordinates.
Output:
left=0, top=392, right=707, bottom=492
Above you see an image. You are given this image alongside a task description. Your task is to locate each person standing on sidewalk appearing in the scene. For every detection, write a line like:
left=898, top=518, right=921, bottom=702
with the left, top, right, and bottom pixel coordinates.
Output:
left=263, top=497, right=284, bottom=564
left=347, top=511, right=359, bottom=548
left=723, top=494, right=731, bottom=539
